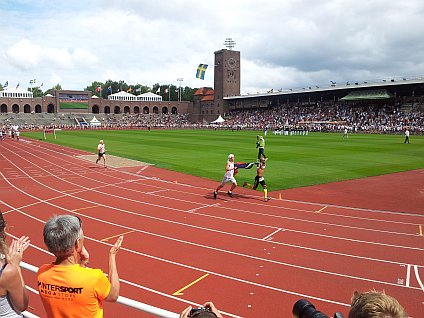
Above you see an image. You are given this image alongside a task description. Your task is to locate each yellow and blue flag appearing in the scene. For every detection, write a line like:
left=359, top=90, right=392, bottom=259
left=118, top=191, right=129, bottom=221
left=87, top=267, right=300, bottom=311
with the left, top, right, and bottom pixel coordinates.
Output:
left=196, top=64, right=208, bottom=80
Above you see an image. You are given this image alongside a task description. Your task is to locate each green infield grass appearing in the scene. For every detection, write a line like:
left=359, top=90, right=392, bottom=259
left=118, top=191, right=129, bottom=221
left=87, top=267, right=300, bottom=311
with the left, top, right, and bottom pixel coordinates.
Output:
left=22, top=129, right=424, bottom=190
left=59, top=102, right=89, bottom=109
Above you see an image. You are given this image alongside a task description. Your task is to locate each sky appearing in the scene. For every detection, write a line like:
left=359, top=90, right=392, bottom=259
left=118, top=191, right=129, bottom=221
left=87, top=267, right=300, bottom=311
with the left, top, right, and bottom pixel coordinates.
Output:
left=1, top=0, right=424, bottom=94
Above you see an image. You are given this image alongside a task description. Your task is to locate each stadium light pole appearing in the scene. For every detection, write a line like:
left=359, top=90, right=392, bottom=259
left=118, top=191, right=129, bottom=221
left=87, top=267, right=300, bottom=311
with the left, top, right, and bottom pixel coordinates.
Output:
left=177, top=78, right=184, bottom=101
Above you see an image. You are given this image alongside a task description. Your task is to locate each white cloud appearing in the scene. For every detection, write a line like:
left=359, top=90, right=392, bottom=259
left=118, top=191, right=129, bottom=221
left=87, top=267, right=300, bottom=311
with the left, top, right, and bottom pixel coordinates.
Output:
left=5, top=39, right=98, bottom=71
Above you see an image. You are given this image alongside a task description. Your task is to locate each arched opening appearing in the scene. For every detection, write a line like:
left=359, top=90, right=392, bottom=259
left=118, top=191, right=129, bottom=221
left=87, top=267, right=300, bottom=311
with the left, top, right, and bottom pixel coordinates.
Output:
left=114, top=106, right=121, bottom=114
left=24, top=104, right=31, bottom=113
left=104, top=106, right=110, bottom=114
left=162, top=106, right=168, bottom=114
left=124, top=106, right=130, bottom=114
left=153, top=106, right=158, bottom=114
left=134, top=106, right=140, bottom=114
left=35, top=105, right=42, bottom=113
left=171, top=107, right=177, bottom=114
left=1, top=104, right=7, bottom=113
left=47, top=104, right=55, bottom=113
left=92, top=105, right=99, bottom=114
left=12, top=104, right=19, bottom=113
left=143, top=106, right=149, bottom=114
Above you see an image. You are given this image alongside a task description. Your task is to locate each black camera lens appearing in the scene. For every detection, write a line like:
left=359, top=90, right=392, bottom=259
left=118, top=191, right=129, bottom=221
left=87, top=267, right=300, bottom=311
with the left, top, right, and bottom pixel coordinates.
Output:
left=293, top=299, right=329, bottom=318
left=188, top=307, right=217, bottom=318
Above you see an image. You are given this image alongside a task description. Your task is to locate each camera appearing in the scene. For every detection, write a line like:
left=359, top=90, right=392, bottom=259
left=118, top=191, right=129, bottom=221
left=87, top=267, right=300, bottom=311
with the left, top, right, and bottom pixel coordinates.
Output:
left=293, top=299, right=344, bottom=318
left=188, top=307, right=217, bottom=318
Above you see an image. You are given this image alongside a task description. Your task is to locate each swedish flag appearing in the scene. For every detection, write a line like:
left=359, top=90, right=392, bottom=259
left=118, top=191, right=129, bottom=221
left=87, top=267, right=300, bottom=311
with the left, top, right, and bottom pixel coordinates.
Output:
left=196, top=64, right=208, bottom=80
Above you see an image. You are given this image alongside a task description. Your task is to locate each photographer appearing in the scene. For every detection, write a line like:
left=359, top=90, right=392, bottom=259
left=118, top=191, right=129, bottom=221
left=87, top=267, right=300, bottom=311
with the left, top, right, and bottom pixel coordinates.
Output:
left=348, top=290, right=408, bottom=318
left=293, top=290, right=407, bottom=318
left=180, top=301, right=223, bottom=318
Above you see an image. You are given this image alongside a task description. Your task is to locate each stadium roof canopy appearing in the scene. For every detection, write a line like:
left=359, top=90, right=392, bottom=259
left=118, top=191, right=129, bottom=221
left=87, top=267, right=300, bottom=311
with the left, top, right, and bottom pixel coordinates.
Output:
left=340, top=89, right=392, bottom=101
left=110, top=91, right=136, bottom=97
left=224, top=77, right=424, bottom=100
left=140, top=92, right=161, bottom=97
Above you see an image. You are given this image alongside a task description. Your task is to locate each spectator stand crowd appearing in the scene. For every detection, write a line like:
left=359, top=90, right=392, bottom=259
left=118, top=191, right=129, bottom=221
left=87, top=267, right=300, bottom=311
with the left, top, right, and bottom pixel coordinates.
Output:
left=224, top=101, right=424, bottom=135
left=1, top=100, right=423, bottom=135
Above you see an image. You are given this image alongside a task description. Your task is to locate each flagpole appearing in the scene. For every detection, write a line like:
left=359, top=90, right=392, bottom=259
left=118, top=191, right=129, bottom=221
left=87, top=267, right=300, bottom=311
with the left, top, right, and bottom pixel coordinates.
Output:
left=168, top=84, right=171, bottom=101
left=177, top=78, right=183, bottom=102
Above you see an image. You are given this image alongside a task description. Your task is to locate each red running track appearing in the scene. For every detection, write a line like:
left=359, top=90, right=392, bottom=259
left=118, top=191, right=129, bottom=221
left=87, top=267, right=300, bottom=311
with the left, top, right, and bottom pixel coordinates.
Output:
left=0, top=137, right=423, bottom=317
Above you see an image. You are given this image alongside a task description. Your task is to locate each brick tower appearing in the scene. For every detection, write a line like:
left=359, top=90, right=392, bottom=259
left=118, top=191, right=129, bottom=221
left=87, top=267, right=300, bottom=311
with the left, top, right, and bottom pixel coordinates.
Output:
left=213, top=38, right=240, bottom=115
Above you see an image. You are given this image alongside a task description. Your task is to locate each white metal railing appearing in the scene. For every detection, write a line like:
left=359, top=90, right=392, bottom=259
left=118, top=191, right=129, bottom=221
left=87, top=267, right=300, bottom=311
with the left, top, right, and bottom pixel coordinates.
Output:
left=20, top=261, right=179, bottom=318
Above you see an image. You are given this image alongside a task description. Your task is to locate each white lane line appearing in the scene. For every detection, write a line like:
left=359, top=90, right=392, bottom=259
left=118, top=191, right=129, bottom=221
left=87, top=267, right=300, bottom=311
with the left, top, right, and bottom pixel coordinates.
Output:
left=1, top=148, right=423, bottom=268
left=405, top=264, right=411, bottom=287
left=263, top=228, right=282, bottom=241
left=414, top=265, right=424, bottom=292
left=2, top=179, right=423, bottom=294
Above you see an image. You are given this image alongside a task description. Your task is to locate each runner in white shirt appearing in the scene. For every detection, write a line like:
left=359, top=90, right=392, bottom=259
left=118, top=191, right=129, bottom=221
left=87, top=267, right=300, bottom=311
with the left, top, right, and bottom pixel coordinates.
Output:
left=404, top=129, right=410, bottom=144
left=213, top=154, right=237, bottom=199
left=95, top=140, right=107, bottom=167
left=343, top=128, right=348, bottom=139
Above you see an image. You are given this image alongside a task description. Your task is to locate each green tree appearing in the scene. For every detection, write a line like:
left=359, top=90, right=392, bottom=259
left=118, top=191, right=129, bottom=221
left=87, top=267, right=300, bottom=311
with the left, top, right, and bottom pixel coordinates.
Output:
left=81, top=80, right=198, bottom=101
left=44, top=84, right=62, bottom=96
left=153, top=83, right=161, bottom=95
left=118, top=80, right=127, bottom=93
left=182, top=86, right=198, bottom=102
left=132, top=84, right=150, bottom=95
left=102, top=80, right=126, bottom=98
left=85, top=81, right=104, bottom=97
left=31, top=86, right=44, bottom=97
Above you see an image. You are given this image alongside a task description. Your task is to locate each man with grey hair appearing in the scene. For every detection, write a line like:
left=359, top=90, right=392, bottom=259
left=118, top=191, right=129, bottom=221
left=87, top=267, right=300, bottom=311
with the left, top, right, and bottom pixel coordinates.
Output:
left=37, top=214, right=123, bottom=318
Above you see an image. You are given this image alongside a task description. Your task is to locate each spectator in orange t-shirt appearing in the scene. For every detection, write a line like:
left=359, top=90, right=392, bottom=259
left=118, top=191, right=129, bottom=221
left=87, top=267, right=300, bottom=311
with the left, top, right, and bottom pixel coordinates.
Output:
left=37, top=214, right=123, bottom=318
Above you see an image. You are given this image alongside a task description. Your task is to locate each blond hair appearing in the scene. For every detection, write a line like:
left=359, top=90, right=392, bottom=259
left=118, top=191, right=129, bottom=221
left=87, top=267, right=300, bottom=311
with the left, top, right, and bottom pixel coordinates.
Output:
left=348, top=290, right=408, bottom=318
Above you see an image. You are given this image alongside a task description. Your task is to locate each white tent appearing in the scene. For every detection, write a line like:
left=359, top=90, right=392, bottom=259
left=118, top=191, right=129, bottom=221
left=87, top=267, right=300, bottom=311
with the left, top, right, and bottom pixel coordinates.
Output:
left=210, top=115, right=225, bottom=124
left=89, top=116, right=101, bottom=127
left=0, top=87, right=33, bottom=98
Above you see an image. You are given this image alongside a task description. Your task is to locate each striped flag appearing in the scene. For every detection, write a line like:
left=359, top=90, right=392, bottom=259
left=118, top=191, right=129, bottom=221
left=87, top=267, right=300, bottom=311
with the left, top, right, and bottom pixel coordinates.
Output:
left=196, top=64, right=208, bottom=80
